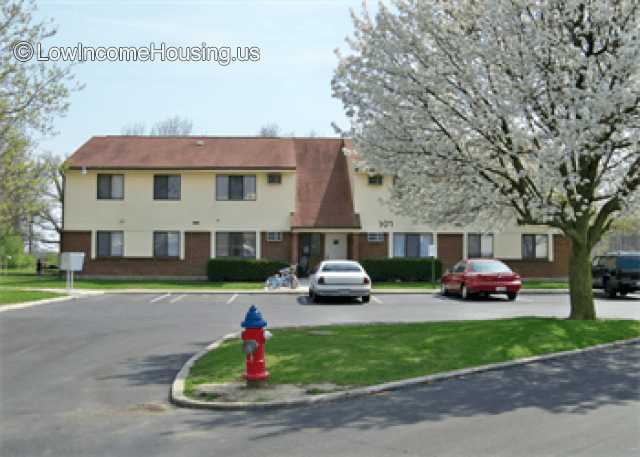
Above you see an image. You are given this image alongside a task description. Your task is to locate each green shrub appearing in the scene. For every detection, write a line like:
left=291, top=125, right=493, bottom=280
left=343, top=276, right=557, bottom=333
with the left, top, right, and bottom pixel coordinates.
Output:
left=361, top=258, right=443, bottom=282
left=0, top=229, right=35, bottom=268
left=207, top=258, right=289, bottom=281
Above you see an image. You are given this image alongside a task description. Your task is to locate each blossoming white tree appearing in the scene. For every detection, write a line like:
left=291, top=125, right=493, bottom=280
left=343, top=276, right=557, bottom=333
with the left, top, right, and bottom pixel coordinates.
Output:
left=333, top=0, right=640, bottom=320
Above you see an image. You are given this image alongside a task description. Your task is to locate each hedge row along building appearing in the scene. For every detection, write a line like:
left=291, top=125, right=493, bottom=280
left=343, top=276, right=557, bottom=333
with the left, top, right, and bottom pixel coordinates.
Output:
left=61, top=136, right=569, bottom=278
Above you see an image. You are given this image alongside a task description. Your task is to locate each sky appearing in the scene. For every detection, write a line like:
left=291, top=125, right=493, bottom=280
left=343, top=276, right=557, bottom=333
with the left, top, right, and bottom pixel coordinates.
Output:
left=33, top=0, right=377, bottom=158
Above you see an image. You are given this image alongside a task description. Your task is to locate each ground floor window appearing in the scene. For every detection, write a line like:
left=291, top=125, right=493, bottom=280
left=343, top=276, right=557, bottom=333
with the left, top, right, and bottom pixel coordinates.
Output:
left=522, top=234, right=549, bottom=260
left=216, top=232, right=256, bottom=258
left=393, top=233, right=434, bottom=257
left=97, top=231, right=123, bottom=257
left=367, top=232, right=385, bottom=243
left=266, top=232, right=282, bottom=242
left=467, top=233, right=494, bottom=258
left=153, top=231, right=180, bottom=257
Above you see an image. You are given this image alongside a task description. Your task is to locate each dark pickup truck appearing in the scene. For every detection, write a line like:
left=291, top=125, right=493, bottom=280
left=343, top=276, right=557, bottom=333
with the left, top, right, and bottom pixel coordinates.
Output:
left=592, top=252, right=640, bottom=298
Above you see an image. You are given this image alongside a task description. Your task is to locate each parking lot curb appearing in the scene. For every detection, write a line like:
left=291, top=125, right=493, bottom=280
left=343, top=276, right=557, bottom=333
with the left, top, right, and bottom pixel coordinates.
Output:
left=0, top=294, right=75, bottom=313
left=170, top=327, right=640, bottom=410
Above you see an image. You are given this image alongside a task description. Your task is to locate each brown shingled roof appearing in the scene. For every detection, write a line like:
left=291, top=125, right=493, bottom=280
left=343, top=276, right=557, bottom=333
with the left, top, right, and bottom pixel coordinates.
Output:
left=65, top=136, right=360, bottom=229
left=65, top=136, right=297, bottom=170
left=289, top=139, right=361, bottom=229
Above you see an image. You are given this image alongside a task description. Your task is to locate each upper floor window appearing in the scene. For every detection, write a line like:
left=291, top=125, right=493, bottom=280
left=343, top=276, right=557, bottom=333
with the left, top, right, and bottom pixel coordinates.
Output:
left=216, top=175, right=256, bottom=201
left=97, top=231, right=123, bottom=257
left=368, top=175, right=383, bottom=186
left=367, top=232, right=385, bottom=243
left=153, top=231, right=180, bottom=257
left=154, top=175, right=181, bottom=200
left=522, top=234, right=548, bottom=260
left=468, top=233, right=494, bottom=258
left=267, top=173, right=282, bottom=184
left=97, top=174, right=124, bottom=200
left=393, top=233, right=434, bottom=258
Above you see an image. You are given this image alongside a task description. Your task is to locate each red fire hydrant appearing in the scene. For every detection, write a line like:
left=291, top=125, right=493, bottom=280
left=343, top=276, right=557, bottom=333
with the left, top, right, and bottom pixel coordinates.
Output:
left=241, top=305, right=271, bottom=387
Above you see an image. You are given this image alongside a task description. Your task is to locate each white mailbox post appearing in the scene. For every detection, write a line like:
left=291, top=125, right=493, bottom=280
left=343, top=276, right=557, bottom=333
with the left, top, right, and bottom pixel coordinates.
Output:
left=60, top=252, right=85, bottom=292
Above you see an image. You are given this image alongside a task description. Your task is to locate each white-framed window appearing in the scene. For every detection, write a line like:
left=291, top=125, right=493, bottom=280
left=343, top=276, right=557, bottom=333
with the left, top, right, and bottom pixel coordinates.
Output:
left=153, top=231, right=180, bottom=257
left=216, top=232, right=256, bottom=258
left=97, top=174, right=124, bottom=200
left=97, top=231, right=123, bottom=257
left=266, top=232, right=283, bottom=242
left=522, top=234, right=549, bottom=260
left=367, top=232, right=385, bottom=243
left=393, top=233, right=434, bottom=258
left=267, top=173, right=282, bottom=184
left=216, top=175, right=256, bottom=200
left=368, top=175, right=383, bottom=186
left=153, top=175, right=181, bottom=200
left=467, top=233, right=494, bottom=258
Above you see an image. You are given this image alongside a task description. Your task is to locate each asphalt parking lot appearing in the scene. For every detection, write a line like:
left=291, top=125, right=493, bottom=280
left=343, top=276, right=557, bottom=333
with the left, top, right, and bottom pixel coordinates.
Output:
left=1, top=292, right=639, bottom=456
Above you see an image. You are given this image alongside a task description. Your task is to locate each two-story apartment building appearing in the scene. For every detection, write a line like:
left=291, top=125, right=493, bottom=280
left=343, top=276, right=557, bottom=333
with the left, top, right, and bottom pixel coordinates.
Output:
left=61, top=136, right=569, bottom=278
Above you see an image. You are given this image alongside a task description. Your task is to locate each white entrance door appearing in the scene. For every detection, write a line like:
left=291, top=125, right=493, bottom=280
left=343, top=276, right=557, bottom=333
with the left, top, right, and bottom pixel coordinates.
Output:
left=325, top=233, right=348, bottom=260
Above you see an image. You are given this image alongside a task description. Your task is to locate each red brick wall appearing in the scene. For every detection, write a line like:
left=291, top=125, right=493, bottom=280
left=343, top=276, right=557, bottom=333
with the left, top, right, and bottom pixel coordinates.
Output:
left=501, top=235, right=570, bottom=278
left=61, top=230, right=211, bottom=277
left=438, top=233, right=464, bottom=270
left=261, top=232, right=292, bottom=262
left=355, top=233, right=388, bottom=259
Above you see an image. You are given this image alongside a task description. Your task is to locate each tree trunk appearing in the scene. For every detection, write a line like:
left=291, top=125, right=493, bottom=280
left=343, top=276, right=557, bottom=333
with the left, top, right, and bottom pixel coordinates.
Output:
left=568, top=238, right=596, bottom=320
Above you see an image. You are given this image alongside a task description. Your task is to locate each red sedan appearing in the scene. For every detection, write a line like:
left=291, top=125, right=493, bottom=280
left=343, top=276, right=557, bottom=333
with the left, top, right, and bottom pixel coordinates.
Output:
left=441, top=259, right=522, bottom=300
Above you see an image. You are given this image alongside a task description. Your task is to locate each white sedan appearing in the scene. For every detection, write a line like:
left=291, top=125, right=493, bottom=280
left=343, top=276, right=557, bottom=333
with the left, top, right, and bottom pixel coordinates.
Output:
left=308, top=260, right=371, bottom=303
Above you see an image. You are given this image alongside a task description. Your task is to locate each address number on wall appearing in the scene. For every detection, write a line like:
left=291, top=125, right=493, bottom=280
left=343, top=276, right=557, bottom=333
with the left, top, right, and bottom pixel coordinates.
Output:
left=378, top=220, right=394, bottom=228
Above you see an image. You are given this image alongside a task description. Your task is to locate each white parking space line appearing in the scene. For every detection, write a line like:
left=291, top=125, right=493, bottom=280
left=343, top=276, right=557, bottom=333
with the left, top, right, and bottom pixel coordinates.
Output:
left=226, top=294, right=238, bottom=304
left=371, top=295, right=383, bottom=304
left=170, top=294, right=186, bottom=304
left=150, top=293, right=170, bottom=303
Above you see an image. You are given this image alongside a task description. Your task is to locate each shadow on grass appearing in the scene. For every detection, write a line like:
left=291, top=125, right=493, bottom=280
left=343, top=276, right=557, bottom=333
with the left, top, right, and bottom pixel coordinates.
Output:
left=171, top=342, right=639, bottom=439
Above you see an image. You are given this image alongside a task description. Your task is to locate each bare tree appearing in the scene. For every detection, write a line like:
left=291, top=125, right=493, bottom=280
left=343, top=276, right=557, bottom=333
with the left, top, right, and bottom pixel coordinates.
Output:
left=121, top=122, right=146, bottom=135
left=258, top=123, right=281, bottom=137
left=33, top=152, right=64, bottom=245
left=150, top=116, right=193, bottom=136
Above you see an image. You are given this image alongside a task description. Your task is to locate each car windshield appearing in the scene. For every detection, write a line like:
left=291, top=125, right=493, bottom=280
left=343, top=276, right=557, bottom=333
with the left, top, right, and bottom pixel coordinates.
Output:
left=470, top=261, right=512, bottom=273
left=321, top=263, right=361, bottom=272
left=617, top=256, right=640, bottom=270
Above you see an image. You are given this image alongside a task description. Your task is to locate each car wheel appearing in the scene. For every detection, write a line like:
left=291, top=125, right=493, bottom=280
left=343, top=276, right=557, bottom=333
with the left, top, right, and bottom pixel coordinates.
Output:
left=362, top=295, right=370, bottom=303
left=619, top=290, right=628, bottom=297
left=605, top=282, right=618, bottom=298
left=461, top=284, right=470, bottom=300
left=440, top=282, right=449, bottom=296
left=507, top=292, right=517, bottom=301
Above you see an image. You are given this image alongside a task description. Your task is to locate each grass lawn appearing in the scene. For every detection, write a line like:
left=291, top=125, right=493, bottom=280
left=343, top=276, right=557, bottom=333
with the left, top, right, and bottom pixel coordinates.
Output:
left=0, top=272, right=263, bottom=290
left=521, top=280, right=569, bottom=289
left=0, top=288, right=66, bottom=305
left=373, top=281, right=439, bottom=289
left=186, top=318, right=640, bottom=395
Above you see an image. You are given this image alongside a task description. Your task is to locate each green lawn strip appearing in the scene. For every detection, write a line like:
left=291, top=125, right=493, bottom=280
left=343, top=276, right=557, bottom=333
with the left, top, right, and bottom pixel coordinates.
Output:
left=0, top=273, right=263, bottom=290
left=373, top=282, right=438, bottom=289
left=0, top=288, right=66, bottom=305
left=521, top=280, right=569, bottom=289
left=185, top=318, right=640, bottom=397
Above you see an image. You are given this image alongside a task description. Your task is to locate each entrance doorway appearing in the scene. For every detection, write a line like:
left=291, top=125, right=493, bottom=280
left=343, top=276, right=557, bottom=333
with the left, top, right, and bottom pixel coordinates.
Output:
left=324, top=233, right=347, bottom=259
left=299, top=233, right=323, bottom=276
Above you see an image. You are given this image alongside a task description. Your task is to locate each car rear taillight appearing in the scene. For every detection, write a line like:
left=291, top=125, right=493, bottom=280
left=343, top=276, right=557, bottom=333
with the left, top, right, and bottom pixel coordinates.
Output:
left=363, top=277, right=370, bottom=285
left=318, top=277, right=325, bottom=285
